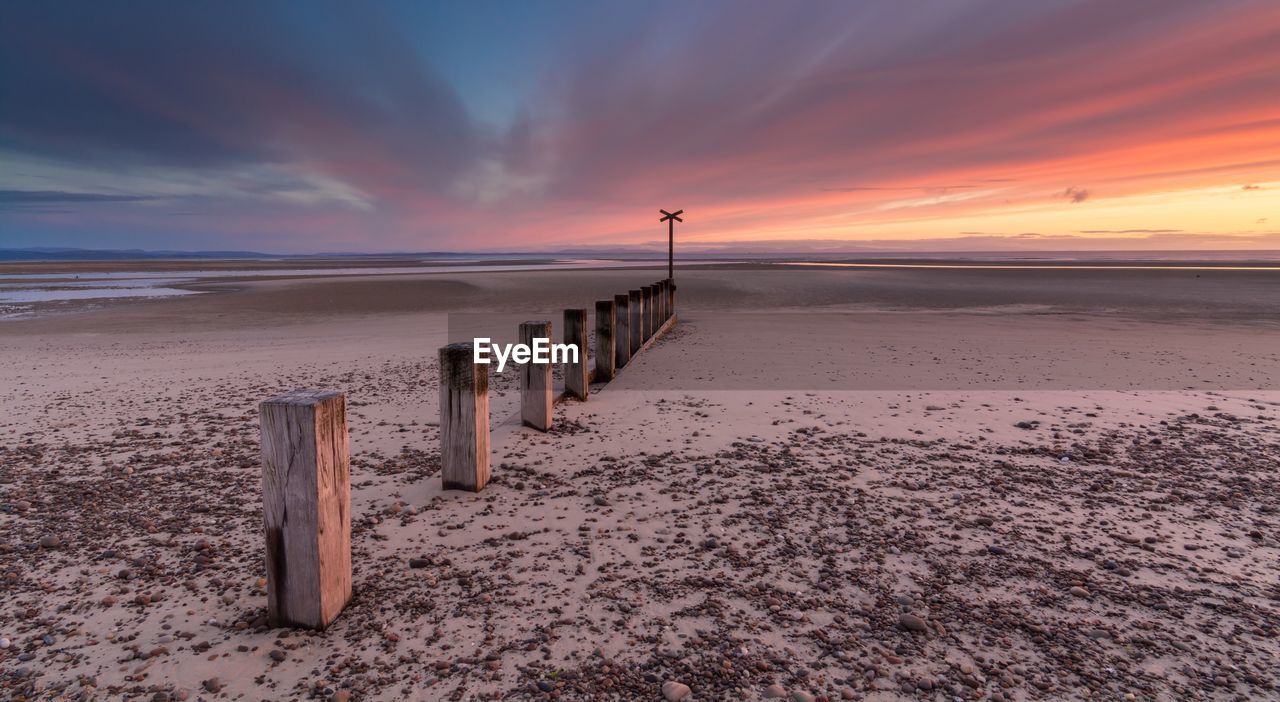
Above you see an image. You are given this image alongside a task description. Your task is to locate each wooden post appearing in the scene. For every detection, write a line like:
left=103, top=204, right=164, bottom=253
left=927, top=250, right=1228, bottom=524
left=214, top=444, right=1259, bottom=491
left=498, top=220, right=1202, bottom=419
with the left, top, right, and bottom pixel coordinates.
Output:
left=520, top=320, right=552, bottom=430
left=659, top=280, right=668, bottom=321
left=641, top=286, right=653, bottom=341
left=594, top=300, right=616, bottom=381
left=669, top=280, right=676, bottom=317
left=564, top=309, right=589, bottom=400
left=438, top=343, right=490, bottom=492
left=260, top=389, right=351, bottom=630
left=651, top=283, right=662, bottom=330
left=628, top=290, right=642, bottom=355
left=614, top=293, right=631, bottom=368
left=653, top=282, right=663, bottom=328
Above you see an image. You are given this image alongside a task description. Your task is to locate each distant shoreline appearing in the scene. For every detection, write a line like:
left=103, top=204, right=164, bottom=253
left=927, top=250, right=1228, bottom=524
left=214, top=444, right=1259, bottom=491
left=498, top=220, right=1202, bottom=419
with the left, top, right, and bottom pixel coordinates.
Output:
left=4, top=251, right=1280, bottom=277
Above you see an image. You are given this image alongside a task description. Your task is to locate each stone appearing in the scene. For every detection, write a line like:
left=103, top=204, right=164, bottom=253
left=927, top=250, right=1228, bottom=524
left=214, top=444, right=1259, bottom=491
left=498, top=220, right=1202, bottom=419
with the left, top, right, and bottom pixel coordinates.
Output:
left=899, top=613, right=928, bottom=632
left=662, top=680, right=692, bottom=701
left=1069, top=586, right=1090, bottom=598
left=763, top=683, right=787, bottom=698
left=38, top=534, right=61, bottom=549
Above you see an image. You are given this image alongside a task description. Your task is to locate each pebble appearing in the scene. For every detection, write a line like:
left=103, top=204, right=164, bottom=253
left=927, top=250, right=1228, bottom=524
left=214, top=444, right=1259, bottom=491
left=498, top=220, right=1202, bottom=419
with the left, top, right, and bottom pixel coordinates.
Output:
left=791, top=691, right=816, bottom=702
left=662, top=680, right=692, bottom=701
left=0, top=637, right=9, bottom=649
left=899, top=613, right=928, bottom=632
left=1069, top=586, right=1090, bottom=598
left=38, top=534, right=61, bottom=549
left=763, top=683, right=787, bottom=698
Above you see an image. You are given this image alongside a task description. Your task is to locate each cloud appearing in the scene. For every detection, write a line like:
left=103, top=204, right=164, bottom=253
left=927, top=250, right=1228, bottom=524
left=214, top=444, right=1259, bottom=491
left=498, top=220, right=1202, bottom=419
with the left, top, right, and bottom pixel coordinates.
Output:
left=2, top=1, right=1279, bottom=251
left=0, top=189, right=160, bottom=206
left=1078, top=229, right=1182, bottom=234
left=0, top=3, right=484, bottom=205
left=1062, top=187, right=1091, bottom=204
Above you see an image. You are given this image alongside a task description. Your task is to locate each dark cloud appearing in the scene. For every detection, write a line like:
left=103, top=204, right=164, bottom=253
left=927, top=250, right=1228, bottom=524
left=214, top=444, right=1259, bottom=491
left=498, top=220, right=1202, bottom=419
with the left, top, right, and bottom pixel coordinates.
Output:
left=0, top=2, right=480, bottom=194
left=0, top=189, right=159, bottom=205
left=1062, top=187, right=1091, bottom=203
left=1079, top=229, right=1182, bottom=234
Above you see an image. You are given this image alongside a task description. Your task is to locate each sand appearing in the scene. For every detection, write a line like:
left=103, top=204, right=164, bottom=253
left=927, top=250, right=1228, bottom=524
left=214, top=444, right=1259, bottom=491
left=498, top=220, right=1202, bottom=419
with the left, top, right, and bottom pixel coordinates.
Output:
left=1, top=264, right=1278, bottom=701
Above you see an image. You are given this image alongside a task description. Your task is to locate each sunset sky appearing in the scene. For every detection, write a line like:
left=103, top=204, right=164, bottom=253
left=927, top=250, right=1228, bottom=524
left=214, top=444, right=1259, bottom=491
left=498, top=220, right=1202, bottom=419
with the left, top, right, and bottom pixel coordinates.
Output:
left=1, top=1, right=1278, bottom=253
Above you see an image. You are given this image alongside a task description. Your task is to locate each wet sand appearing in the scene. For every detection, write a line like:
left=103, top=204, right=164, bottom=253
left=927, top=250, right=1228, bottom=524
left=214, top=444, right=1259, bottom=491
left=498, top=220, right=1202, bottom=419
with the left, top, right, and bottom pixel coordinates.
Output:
left=1, top=264, right=1278, bottom=700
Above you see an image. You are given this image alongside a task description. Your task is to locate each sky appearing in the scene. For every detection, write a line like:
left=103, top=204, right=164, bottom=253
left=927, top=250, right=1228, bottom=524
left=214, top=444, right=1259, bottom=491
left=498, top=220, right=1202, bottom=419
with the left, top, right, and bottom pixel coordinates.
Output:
left=1, top=0, right=1278, bottom=254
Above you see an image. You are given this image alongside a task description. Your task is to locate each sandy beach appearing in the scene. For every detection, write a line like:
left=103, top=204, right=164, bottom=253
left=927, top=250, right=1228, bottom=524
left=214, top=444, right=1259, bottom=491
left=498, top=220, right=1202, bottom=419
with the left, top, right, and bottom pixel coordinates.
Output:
left=1, top=263, right=1278, bottom=701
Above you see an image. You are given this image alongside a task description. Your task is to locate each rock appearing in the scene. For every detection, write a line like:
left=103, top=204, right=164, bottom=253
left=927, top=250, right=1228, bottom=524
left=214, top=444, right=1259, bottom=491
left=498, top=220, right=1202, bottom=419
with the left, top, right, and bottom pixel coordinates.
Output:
left=662, top=680, right=692, bottom=701
left=408, top=558, right=430, bottom=569
left=763, top=683, right=787, bottom=698
left=268, top=649, right=286, bottom=662
left=899, top=613, right=928, bottom=632
left=791, top=691, right=816, bottom=702
left=1069, top=586, right=1090, bottom=598
left=330, top=691, right=351, bottom=702
left=202, top=678, right=222, bottom=693
left=38, top=534, right=61, bottom=549
left=0, top=637, right=9, bottom=649
left=987, top=545, right=1008, bottom=556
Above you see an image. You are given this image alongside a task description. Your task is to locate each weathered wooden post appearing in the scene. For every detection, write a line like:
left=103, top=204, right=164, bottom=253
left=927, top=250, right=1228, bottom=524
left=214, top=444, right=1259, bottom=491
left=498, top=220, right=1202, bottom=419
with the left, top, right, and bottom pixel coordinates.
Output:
left=658, top=280, right=668, bottom=322
left=641, top=286, right=653, bottom=341
left=520, top=320, right=552, bottom=430
left=614, top=293, right=631, bottom=368
left=260, top=389, right=352, bottom=630
left=594, top=300, right=616, bottom=382
left=438, top=343, right=490, bottom=492
left=652, top=283, right=662, bottom=330
left=654, top=282, right=664, bottom=327
left=628, top=290, right=642, bottom=355
left=564, top=309, right=589, bottom=400
left=668, top=280, right=677, bottom=317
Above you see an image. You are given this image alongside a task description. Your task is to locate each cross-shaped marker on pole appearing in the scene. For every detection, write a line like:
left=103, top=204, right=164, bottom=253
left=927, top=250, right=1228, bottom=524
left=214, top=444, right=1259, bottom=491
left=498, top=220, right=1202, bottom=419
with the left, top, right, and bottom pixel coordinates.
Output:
left=659, top=208, right=683, bottom=281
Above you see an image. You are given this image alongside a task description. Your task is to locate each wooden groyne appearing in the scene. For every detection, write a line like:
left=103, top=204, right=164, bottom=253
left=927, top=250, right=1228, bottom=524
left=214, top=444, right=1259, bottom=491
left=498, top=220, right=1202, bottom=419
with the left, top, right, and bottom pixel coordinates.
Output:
left=257, top=277, right=676, bottom=629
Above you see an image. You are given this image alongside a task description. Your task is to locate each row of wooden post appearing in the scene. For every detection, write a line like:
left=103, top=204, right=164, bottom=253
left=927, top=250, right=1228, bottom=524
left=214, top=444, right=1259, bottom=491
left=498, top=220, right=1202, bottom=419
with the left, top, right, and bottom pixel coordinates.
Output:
left=255, top=278, right=675, bottom=630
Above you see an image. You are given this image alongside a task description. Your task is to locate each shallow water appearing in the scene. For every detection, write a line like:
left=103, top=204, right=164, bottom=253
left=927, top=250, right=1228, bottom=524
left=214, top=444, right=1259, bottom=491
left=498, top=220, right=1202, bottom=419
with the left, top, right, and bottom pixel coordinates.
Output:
left=0, top=259, right=671, bottom=309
